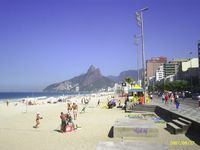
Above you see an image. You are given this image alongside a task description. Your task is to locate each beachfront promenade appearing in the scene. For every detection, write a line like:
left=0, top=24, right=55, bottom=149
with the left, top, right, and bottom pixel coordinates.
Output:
left=97, top=95, right=200, bottom=150
left=151, top=96, right=200, bottom=123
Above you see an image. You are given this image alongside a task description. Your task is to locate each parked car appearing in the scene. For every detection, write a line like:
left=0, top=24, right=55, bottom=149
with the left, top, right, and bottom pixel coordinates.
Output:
left=192, top=93, right=200, bottom=100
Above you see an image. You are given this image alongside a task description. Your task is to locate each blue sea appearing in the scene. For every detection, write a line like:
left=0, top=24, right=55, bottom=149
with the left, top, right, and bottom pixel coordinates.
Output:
left=0, top=92, right=72, bottom=102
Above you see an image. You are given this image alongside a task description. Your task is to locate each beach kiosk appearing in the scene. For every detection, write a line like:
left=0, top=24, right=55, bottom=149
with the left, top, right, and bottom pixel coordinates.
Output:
left=125, top=85, right=144, bottom=111
left=128, top=85, right=144, bottom=96
left=128, top=85, right=144, bottom=104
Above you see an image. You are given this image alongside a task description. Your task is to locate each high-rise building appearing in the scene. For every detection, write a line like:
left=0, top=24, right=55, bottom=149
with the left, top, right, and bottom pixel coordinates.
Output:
left=163, top=63, right=178, bottom=78
left=155, top=65, right=164, bottom=81
left=146, top=56, right=167, bottom=81
left=181, top=58, right=199, bottom=72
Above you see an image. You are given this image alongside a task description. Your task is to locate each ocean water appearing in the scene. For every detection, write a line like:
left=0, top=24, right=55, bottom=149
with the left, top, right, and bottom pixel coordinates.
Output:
left=0, top=92, right=70, bottom=101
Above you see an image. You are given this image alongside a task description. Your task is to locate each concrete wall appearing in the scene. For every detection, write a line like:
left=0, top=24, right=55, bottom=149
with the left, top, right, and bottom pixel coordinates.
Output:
left=126, top=104, right=200, bottom=134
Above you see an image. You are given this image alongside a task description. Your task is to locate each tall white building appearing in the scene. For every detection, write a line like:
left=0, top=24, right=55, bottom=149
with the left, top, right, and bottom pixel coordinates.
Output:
left=181, top=58, right=199, bottom=72
left=155, top=65, right=164, bottom=81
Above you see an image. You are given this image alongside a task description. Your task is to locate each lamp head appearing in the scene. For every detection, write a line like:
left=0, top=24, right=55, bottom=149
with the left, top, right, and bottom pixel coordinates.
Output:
left=140, top=7, right=149, bottom=11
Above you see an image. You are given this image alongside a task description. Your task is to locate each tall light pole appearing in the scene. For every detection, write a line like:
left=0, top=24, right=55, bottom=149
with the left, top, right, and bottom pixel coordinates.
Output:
left=189, top=52, right=193, bottom=90
left=134, top=34, right=140, bottom=85
left=136, top=7, right=148, bottom=102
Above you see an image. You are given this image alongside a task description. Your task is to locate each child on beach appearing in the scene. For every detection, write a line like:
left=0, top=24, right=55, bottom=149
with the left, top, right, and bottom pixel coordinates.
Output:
left=34, top=112, right=43, bottom=128
left=66, top=112, right=76, bottom=130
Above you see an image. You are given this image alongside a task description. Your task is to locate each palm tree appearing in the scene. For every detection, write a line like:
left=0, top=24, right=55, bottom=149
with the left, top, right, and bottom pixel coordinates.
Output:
left=124, top=77, right=134, bottom=85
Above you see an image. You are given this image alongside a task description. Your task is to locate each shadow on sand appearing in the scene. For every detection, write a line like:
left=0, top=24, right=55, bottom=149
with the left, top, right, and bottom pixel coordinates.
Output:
left=54, top=129, right=62, bottom=133
left=108, top=126, right=114, bottom=138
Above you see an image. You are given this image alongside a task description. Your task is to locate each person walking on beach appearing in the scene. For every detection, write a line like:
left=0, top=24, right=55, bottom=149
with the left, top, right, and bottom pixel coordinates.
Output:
left=72, top=102, right=78, bottom=120
left=67, top=103, right=73, bottom=114
left=118, top=99, right=121, bottom=107
left=34, top=112, right=43, bottom=128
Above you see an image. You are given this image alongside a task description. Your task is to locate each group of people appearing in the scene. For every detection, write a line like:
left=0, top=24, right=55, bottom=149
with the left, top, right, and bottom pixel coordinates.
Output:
left=162, top=92, right=181, bottom=109
left=34, top=102, right=79, bottom=133
left=128, top=93, right=151, bottom=105
left=60, top=111, right=75, bottom=133
left=60, top=102, right=78, bottom=132
left=67, top=102, right=78, bottom=120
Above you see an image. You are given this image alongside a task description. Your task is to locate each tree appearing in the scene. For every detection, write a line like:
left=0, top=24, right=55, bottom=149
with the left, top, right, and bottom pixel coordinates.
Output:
left=124, top=77, right=134, bottom=85
left=155, top=80, right=189, bottom=92
left=155, top=82, right=164, bottom=92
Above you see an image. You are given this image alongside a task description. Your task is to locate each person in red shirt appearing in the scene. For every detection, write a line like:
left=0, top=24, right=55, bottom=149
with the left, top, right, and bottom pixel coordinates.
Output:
left=164, top=94, right=169, bottom=104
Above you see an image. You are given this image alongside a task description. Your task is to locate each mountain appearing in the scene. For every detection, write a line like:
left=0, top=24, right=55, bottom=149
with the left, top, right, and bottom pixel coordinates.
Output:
left=43, top=65, right=143, bottom=93
left=43, top=65, right=115, bottom=93
left=107, top=69, right=142, bottom=83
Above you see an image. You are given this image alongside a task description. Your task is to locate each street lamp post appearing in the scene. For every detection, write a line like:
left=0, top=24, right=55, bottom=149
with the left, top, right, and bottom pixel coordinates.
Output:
left=134, top=34, right=140, bottom=85
left=189, top=52, right=193, bottom=90
left=136, top=7, right=148, bottom=102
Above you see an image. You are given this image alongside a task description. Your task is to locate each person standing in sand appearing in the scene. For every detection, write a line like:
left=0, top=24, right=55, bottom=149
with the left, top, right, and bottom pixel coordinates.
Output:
left=67, top=103, right=72, bottom=113
left=97, top=99, right=100, bottom=106
left=34, top=112, right=43, bottom=128
left=60, top=112, right=67, bottom=133
left=6, top=100, right=9, bottom=106
left=72, top=102, right=78, bottom=120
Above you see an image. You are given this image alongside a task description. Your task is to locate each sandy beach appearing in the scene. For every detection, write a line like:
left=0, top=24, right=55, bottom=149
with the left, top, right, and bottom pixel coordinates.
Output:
left=0, top=93, right=199, bottom=150
left=0, top=93, right=125, bottom=150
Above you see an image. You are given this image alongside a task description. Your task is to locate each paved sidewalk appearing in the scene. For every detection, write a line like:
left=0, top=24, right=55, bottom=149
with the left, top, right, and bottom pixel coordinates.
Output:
left=150, top=97, right=200, bottom=123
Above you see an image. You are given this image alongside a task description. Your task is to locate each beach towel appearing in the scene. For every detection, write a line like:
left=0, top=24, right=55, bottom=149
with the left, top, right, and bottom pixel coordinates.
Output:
left=65, top=125, right=73, bottom=132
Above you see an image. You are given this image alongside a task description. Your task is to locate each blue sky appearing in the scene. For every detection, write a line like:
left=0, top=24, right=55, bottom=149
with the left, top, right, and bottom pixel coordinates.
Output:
left=0, top=0, right=199, bottom=91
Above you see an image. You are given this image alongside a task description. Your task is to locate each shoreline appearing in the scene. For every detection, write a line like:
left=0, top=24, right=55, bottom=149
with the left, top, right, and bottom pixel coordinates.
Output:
left=0, top=91, right=114, bottom=102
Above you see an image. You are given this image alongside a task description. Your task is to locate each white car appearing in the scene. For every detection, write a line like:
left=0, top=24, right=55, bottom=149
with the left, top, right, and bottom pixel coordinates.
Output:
left=192, top=93, right=200, bottom=100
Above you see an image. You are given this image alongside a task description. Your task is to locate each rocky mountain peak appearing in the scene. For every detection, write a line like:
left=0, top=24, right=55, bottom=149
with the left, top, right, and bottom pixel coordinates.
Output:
left=87, top=65, right=96, bottom=74
left=43, top=65, right=114, bottom=93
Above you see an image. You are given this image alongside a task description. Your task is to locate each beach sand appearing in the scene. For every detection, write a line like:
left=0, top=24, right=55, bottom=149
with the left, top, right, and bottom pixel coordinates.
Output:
left=0, top=93, right=199, bottom=150
left=0, top=94, right=125, bottom=150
